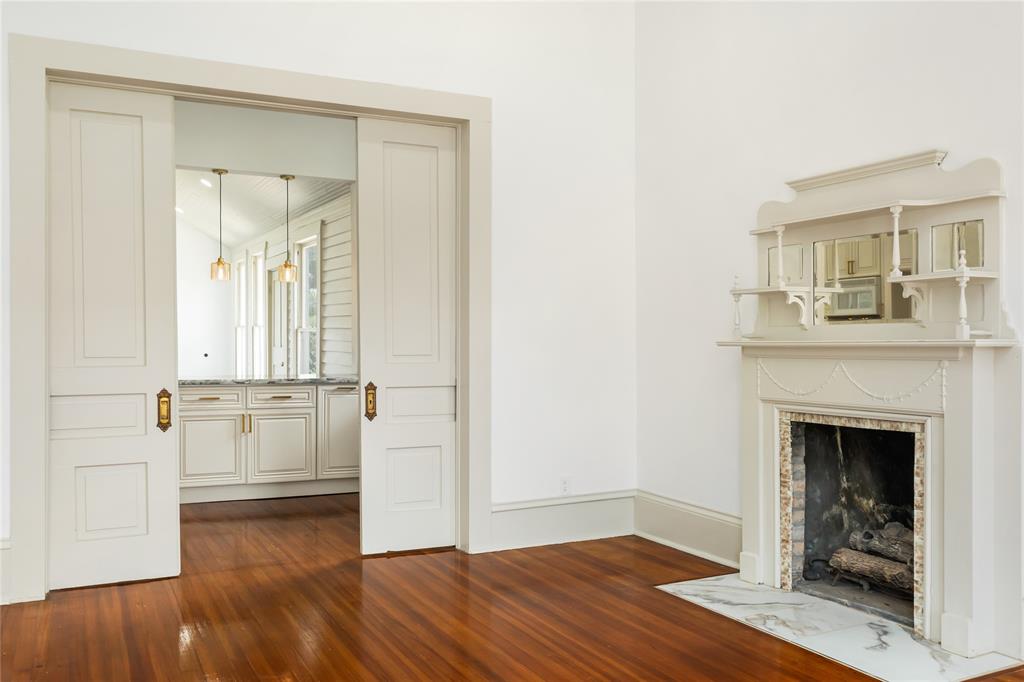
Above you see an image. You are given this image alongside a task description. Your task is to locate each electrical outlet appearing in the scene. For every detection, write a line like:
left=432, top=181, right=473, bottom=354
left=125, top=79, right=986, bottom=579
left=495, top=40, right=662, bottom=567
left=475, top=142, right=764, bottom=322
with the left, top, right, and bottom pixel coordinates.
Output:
left=559, top=477, right=571, bottom=496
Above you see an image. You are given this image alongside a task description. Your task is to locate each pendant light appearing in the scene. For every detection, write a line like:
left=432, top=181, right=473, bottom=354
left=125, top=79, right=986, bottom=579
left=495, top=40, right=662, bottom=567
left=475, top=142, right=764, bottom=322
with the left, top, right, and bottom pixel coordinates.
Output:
left=209, top=168, right=231, bottom=281
left=279, top=174, right=298, bottom=283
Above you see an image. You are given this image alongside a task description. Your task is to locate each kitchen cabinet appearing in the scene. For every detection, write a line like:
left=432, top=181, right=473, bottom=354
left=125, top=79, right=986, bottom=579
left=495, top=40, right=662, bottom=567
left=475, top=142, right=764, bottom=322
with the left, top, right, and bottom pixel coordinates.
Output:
left=178, top=383, right=359, bottom=491
left=318, top=386, right=360, bottom=479
left=249, top=409, right=316, bottom=482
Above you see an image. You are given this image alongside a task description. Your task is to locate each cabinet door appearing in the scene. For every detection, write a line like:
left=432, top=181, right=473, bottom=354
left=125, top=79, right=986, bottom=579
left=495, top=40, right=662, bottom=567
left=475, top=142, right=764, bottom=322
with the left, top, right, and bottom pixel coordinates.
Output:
left=179, top=413, right=246, bottom=487
left=318, top=388, right=360, bottom=479
left=249, top=410, right=316, bottom=482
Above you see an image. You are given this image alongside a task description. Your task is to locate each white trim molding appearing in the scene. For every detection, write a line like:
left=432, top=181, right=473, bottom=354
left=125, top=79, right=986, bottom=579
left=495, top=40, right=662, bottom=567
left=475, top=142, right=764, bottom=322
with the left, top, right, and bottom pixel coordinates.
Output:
left=484, top=490, right=635, bottom=553
left=483, top=488, right=742, bottom=570
left=5, top=33, right=493, bottom=603
left=484, top=488, right=741, bottom=568
left=634, top=491, right=742, bottom=569
left=786, top=150, right=948, bottom=192
left=491, top=489, right=635, bottom=513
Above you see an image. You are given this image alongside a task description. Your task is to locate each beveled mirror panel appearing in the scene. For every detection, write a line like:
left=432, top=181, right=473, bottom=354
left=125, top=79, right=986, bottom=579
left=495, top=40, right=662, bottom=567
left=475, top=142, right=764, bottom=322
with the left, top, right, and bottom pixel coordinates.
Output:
left=932, top=220, right=983, bottom=271
left=767, top=244, right=804, bottom=287
left=813, top=229, right=917, bottom=324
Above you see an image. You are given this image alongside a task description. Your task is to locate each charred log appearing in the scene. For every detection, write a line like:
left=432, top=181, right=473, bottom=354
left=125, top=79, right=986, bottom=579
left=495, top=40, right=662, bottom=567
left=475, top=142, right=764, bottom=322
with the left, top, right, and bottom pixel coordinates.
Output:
left=848, top=525, right=914, bottom=565
left=829, top=547, right=913, bottom=594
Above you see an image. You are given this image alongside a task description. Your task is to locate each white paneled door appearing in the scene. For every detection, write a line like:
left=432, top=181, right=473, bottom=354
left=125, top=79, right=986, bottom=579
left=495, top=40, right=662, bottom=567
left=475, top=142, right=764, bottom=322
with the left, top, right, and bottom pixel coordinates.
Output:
left=357, top=118, right=457, bottom=554
left=47, top=83, right=180, bottom=589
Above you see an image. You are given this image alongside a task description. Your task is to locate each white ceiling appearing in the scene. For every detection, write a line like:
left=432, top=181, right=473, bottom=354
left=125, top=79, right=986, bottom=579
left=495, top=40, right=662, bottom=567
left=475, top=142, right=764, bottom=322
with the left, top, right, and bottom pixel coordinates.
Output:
left=175, top=169, right=351, bottom=248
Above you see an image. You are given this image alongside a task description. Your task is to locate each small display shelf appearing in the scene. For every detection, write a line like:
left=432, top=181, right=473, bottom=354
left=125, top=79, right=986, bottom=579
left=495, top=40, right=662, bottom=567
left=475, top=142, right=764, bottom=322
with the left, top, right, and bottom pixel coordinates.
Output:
left=725, top=151, right=1013, bottom=344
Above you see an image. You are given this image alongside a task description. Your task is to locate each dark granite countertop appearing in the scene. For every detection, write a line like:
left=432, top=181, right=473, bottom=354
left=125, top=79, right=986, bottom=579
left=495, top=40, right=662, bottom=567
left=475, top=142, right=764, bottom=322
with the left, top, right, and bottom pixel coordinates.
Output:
left=179, top=377, right=359, bottom=386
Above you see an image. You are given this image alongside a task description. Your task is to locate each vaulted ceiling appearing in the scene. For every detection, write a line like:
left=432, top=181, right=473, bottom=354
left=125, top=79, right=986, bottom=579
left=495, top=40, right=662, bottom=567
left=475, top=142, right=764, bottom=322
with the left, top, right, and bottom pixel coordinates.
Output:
left=175, top=169, right=351, bottom=247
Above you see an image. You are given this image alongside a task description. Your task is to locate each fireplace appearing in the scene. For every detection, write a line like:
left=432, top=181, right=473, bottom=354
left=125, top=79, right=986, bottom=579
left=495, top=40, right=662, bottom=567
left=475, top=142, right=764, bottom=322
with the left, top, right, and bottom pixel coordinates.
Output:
left=790, top=419, right=918, bottom=625
left=722, top=152, right=1020, bottom=658
left=779, top=411, right=926, bottom=635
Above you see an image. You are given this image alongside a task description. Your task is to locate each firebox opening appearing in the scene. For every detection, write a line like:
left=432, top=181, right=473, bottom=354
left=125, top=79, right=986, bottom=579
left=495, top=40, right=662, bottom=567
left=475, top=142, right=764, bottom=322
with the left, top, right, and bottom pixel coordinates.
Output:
left=792, top=421, right=915, bottom=626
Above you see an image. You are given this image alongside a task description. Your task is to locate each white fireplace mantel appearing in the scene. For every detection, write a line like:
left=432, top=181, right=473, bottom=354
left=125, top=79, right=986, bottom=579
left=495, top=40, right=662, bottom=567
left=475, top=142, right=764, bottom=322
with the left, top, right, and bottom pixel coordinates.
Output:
left=722, top=153, right=1021, bottom=660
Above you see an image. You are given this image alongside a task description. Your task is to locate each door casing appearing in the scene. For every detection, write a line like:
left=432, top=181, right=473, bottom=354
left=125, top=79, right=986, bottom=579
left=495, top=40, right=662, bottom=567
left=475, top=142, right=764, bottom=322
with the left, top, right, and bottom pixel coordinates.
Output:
left=4, top=34, right=493, bottom=604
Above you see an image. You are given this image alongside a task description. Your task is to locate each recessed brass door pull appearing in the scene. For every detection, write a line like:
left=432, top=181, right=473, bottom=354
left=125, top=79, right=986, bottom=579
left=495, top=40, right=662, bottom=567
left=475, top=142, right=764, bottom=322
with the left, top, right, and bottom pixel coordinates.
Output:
left=157, top=388, right=172, bottom=432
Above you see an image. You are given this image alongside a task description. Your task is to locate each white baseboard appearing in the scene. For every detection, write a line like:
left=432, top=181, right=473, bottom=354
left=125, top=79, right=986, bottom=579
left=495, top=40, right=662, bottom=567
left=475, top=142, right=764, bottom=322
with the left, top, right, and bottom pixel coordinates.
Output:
left=180, top=478, right=359, bottom=504
left=634, top=490, right=741, bottom=569
left=0, top=543, right=44, bottom=605
left=479, top=489, right=741, bottom=566
left=482, top=490, right=636, bottom=553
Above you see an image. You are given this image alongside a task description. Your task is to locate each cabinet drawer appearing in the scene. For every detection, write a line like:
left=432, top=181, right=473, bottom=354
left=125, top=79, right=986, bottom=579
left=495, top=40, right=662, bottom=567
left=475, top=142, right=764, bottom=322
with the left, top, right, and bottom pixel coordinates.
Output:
left=179, top=386, right=245, bottom=411
left=247, top=385, right=316, bottom=409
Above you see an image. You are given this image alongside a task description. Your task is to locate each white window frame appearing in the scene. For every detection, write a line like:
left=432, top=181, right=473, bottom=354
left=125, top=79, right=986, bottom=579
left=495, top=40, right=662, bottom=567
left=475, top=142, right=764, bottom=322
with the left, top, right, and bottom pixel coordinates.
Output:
left=296, top=235, right=319, bottom=379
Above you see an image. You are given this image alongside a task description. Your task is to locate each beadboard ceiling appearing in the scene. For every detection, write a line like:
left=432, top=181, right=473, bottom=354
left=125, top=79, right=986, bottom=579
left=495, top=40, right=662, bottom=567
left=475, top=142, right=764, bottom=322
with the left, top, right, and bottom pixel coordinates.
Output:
left=175, top=168, right=351, bottom=248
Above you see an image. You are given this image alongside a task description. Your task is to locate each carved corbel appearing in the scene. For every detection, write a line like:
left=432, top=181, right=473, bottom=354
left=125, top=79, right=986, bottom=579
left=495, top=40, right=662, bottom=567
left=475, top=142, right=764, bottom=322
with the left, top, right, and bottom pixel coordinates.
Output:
left=899, top=282, right=927, bottom=325
left=785, top=290, right=810, bottom=330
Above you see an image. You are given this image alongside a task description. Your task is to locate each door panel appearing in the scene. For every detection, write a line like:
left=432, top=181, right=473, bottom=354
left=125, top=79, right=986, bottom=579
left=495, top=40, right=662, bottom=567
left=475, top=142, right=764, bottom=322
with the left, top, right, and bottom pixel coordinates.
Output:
left=358, top=118, right=457, bottom=553
left=47, top=83, right=179, bottom=589
left=249, top=411, right=316, bottom=482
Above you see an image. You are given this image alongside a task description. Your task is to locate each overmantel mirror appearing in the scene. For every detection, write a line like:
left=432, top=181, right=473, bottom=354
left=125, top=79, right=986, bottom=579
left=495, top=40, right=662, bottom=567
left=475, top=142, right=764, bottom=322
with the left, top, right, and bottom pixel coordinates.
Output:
left=813, top=229, right=918, bottom=324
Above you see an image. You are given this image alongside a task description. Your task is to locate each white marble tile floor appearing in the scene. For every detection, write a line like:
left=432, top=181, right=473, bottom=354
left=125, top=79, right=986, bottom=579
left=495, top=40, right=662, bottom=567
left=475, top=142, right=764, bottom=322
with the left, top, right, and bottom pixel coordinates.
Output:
left=658, top=574, right=1021, bottom=681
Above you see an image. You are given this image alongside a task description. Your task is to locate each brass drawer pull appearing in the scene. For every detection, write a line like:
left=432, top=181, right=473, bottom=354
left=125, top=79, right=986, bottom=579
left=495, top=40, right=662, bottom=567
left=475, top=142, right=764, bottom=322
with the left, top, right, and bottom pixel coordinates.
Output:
left=270, top=395, right=294, bottom=400
left=197, top=396, right=222, bottom=401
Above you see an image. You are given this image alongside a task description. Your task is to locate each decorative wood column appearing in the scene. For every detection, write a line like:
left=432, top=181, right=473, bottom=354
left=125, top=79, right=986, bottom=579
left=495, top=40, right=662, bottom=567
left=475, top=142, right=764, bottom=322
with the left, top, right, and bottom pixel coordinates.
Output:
left=732, top=275, right=743, bottom=338
left=774, top=225, right=786, bottom=288
left=889, top=206, right=903, bottom=278
left=956, top=249, right=970, bottom=340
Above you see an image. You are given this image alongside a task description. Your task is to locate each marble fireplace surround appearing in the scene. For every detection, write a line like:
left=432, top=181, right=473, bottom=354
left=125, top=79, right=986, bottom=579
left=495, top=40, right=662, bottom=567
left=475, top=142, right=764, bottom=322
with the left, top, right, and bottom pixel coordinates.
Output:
left=732, top=343, right=1021, bottom=659
left=778, top=410, right=926, bottom=635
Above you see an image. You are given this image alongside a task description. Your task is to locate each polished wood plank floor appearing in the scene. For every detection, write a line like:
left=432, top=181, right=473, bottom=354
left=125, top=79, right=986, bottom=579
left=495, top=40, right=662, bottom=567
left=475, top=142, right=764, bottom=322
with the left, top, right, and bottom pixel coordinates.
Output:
left=2, top=494, right=1021, bottom=681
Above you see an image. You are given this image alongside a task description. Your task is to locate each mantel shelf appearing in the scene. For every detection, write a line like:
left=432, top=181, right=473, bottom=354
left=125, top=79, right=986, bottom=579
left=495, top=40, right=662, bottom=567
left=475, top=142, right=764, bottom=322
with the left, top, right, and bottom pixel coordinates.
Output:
left=750, top=191, right=1005, bottom=234
left=730, top=285, right=840, bottom=331
left=891, top=270, right=999, bottom=284
left=718, top=339, right=1017, bottom=349
left=730, top=285, right=809, bottom=296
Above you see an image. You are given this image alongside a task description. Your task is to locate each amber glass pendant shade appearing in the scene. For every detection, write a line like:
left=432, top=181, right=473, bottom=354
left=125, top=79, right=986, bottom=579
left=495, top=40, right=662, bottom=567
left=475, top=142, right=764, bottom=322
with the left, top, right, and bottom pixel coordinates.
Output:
left=211, top=256, right=231, bottom=281
left=279, top=174, right=297, bottom=284
left=209, top=168, right=231, bottom=281
left=279, top=259, right=298, bottom=283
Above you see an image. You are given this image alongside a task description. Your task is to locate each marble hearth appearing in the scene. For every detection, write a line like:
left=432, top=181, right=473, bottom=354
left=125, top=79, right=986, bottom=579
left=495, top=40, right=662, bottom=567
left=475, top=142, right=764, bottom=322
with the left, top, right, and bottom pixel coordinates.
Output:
left=659, top=574, right=1020, bottom=681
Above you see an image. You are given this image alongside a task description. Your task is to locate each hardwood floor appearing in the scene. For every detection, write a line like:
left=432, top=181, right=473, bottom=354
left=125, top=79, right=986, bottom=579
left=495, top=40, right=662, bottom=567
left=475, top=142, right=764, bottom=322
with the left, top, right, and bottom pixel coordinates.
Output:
left=2, top=494, right=1021, bottom=681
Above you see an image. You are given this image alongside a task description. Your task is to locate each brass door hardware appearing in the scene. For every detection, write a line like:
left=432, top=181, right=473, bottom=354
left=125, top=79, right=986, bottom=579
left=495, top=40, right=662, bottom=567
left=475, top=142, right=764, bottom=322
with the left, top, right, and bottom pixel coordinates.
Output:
left=157, top=388, right=172, bottom=432
left=198, top=396, right=221, bottom=401
left=364, top=382, right=377, bottom=421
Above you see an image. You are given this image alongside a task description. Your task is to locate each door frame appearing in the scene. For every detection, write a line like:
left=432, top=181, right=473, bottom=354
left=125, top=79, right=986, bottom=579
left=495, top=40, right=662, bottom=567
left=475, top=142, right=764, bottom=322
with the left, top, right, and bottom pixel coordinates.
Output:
left=3, top=33, right=493, bottom=603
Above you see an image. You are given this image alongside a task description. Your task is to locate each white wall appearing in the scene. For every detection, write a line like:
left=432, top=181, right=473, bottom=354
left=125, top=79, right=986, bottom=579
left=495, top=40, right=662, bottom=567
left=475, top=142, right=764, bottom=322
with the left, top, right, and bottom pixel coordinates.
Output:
left=176, top=222, right=235, bottom=378
left=176, top=101, right=356, bottom=181
left=2, top=2, right=638, bottom=505
left=635, top=2, right=1024, bottom=516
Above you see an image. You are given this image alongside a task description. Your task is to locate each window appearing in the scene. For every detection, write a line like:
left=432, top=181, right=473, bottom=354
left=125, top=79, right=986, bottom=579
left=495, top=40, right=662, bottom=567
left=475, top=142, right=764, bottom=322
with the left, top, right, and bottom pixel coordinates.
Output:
left=297, top=238, right=319, bottom=377
left=234, top=257, right=247, bottom=377
left=251, top=252, right=267, bottom=379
